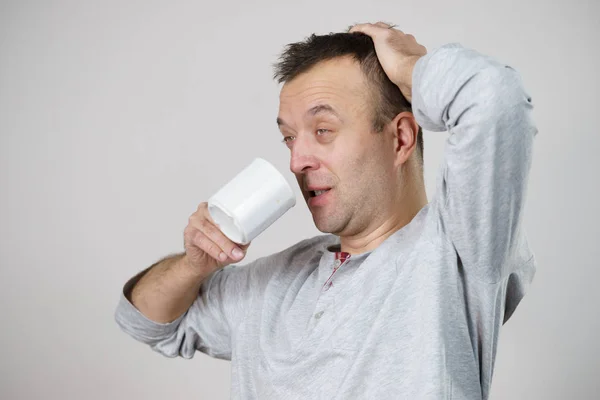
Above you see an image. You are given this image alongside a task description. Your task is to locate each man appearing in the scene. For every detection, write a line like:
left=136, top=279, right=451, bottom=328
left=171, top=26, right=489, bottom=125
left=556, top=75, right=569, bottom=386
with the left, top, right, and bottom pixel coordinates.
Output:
left=115, top=22, right=537, bottom=399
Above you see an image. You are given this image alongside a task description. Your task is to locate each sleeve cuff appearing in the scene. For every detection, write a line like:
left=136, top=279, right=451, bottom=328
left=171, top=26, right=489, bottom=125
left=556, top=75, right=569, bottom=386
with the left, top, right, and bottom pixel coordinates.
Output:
left=114, top=271, right=186, bottom=343
left=411, top=43, right=464, bottom=132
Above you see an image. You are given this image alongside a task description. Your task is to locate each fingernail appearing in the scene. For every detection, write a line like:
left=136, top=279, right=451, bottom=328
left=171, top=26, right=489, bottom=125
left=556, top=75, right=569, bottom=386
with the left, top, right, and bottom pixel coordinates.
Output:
left=219, top=252, right=227, bottom=261
left=232, top=248, right=244, bottom=259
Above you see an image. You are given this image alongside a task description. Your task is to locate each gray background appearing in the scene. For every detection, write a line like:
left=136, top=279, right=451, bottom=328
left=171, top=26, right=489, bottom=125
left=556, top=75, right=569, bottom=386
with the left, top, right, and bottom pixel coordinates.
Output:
left=1, top=0, right=598, bottom=399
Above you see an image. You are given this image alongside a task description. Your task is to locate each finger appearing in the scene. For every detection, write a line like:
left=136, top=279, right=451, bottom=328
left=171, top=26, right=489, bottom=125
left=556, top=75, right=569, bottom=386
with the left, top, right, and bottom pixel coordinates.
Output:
left=351, top=22, right=405, bottom=39
left=197, top=202, right=217, bottom=224
left=191, top=230, right=228, bottom=262
left=195, top=215, right=245, bottom=261
left=374, top=21, right=394, bottom=29
left=375, top=22, right=404, bottom=35
left=190, top=206, right=246, bottom=260
left=349, top=23, right=386, bottom=37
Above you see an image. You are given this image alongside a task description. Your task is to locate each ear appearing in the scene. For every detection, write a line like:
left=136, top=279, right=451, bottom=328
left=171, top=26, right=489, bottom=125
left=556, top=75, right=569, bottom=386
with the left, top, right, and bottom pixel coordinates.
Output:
left=391, top=111, right=420, bottom=168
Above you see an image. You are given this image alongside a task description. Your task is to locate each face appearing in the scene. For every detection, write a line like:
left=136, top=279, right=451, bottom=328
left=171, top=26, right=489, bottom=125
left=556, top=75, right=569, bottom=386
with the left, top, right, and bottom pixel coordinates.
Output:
left=277, top=57, right=400, bottom=236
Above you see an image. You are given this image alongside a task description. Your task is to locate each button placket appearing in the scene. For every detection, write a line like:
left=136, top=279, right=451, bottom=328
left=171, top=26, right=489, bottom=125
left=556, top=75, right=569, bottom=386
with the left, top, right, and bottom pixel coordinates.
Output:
left=322, top=254, right=349, bottom=292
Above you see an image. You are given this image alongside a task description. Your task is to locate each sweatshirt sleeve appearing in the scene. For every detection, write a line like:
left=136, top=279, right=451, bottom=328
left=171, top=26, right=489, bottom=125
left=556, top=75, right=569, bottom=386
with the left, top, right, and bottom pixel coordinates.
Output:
left=411, top=43, right=538, bottom=283
left=114, top=262, right=258, bottom=360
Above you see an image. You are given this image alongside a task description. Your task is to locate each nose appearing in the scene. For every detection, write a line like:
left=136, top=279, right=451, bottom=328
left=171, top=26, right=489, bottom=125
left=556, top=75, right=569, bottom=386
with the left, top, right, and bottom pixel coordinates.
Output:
left=289, top=135, right=319, bottom=175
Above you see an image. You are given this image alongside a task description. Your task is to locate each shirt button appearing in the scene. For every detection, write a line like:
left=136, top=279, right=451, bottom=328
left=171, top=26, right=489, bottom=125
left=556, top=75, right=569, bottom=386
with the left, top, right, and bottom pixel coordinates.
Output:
left=315, top=311, right=324, bottom=319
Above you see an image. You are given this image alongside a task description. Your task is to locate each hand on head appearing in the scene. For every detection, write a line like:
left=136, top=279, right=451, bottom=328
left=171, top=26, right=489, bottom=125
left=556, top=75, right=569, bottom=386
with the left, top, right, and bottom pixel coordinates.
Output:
left=349, top=22, right=427, bottom=103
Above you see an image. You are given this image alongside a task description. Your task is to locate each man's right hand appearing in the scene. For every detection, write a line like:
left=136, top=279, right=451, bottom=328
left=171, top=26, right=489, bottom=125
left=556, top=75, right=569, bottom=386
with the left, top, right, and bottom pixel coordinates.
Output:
left=183, top=202, right=249, bottom=276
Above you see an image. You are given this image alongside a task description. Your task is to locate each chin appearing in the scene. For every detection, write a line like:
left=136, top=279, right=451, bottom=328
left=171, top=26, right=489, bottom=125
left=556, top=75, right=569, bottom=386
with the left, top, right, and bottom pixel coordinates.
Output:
left=312, top=214, right=344, bottom=235
left=314, top=224, right=333, bottom=234
left=312, top=215, right=331, bottom=233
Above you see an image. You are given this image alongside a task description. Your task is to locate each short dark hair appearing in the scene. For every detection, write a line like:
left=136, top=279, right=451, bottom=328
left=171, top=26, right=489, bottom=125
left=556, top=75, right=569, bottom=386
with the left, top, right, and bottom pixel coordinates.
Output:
left=273, top=31, right=423, bottom=163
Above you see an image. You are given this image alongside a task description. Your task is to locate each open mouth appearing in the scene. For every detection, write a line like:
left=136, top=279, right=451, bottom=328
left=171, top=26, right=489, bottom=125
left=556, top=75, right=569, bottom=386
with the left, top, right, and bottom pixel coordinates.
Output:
left=309, top=189, right=331, bottom=197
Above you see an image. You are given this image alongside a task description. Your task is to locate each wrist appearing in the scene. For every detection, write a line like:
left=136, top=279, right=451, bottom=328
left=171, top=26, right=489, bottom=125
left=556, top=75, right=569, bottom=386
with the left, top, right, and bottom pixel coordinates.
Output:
left=396, top=55, right=422, bottom=103
left=174, top=254, right=210, bottom=282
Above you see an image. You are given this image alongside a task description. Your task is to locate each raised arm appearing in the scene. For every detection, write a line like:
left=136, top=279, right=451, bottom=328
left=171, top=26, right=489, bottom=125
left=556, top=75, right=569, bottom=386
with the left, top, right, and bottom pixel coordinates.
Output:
left=412, top=43, right=537, bottom=282
left=351, top=23, right=537, bottom=282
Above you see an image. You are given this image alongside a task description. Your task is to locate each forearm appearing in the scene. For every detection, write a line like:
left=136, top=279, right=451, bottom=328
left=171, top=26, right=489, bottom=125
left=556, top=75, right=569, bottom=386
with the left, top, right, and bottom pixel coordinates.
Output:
left=129, top=253, right=209, bottom=324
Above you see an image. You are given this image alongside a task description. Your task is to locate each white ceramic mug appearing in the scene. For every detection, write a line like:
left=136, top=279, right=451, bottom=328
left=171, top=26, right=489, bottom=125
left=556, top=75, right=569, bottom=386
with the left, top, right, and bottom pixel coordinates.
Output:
left=207, top=158, right=296, bottom=245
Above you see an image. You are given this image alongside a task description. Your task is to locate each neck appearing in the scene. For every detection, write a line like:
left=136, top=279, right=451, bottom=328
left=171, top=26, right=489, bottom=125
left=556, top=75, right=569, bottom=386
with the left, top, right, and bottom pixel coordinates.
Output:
left=339, top=178, right=428, bottom=255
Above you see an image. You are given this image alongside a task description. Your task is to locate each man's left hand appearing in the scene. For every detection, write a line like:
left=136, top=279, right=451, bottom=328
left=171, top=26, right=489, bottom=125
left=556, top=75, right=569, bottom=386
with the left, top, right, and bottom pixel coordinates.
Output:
left=350, top=22, right=427, bottom=103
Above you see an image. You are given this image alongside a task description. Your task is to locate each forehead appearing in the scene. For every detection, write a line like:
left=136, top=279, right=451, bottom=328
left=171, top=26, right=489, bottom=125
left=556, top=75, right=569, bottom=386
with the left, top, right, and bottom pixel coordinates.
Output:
left=278, top=56, right=371, bottom=113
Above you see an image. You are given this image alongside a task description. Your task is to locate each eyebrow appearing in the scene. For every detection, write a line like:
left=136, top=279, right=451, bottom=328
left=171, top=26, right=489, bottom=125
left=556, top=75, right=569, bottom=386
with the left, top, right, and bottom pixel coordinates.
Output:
left=276, top=104, right=342, bottom=127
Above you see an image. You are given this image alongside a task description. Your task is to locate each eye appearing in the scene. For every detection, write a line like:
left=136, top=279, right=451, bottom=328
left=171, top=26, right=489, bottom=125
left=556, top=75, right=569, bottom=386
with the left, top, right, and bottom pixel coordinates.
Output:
left=281, top=136, right=295, bottom=147
left=316, top=129, right=330, bottom=136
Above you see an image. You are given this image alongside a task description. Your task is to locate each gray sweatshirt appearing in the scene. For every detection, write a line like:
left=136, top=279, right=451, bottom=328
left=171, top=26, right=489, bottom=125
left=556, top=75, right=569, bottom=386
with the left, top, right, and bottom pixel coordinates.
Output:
left=115, top=43, right=537, bottom=399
